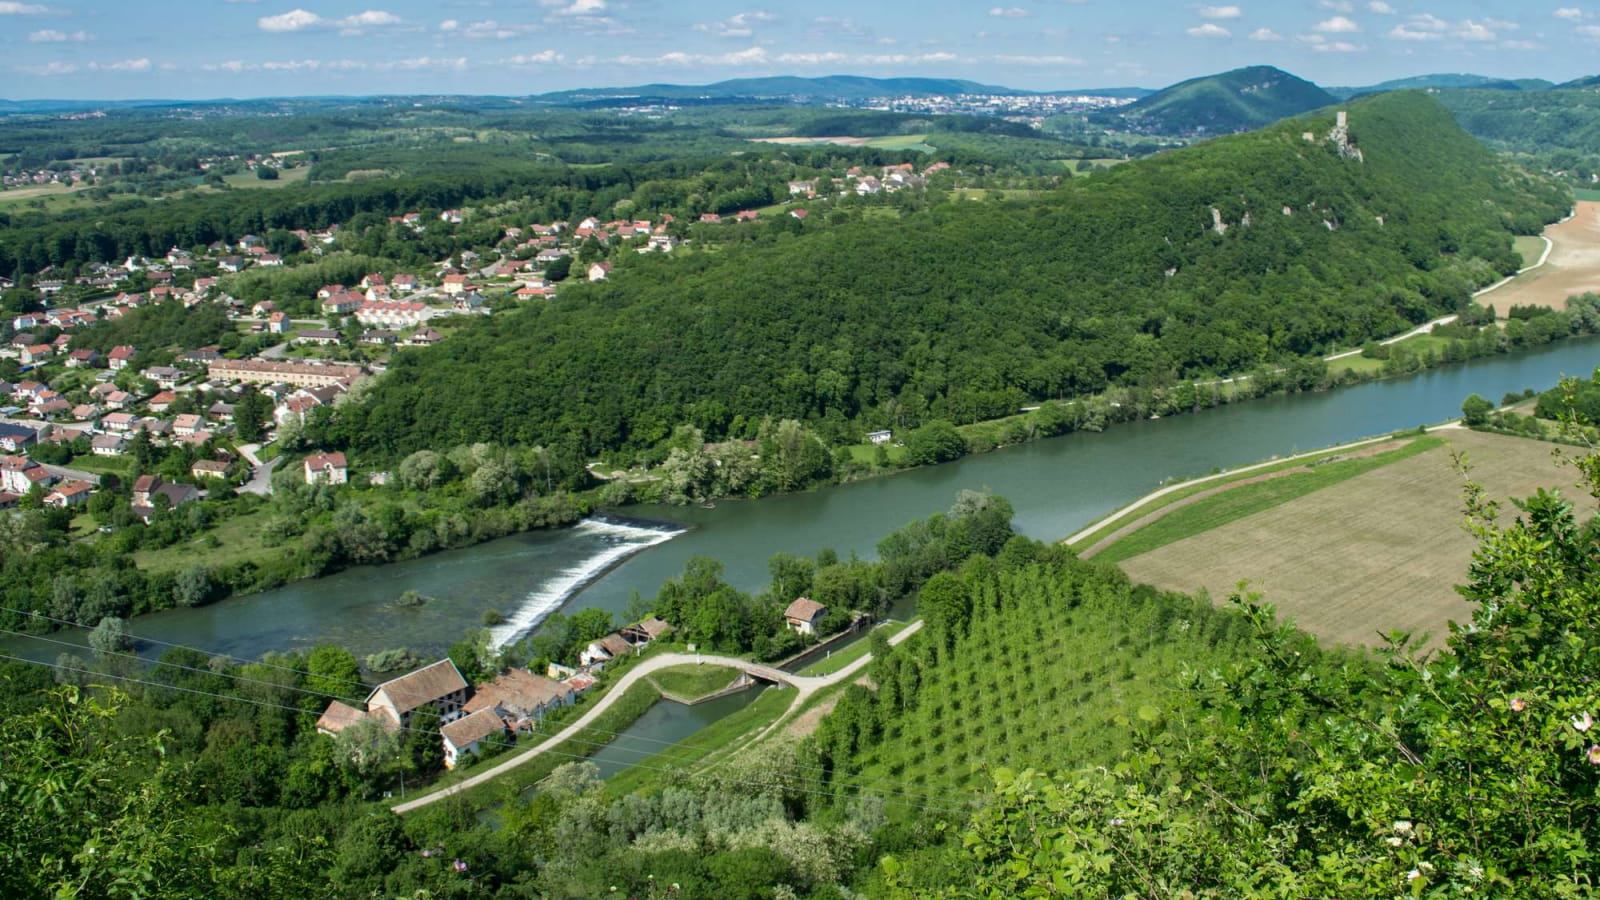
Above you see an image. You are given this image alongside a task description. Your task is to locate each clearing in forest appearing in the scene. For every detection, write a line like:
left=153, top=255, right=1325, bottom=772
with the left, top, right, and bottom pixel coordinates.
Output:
left=1118, top=428, right=1595, bottom=648
left=1479, top=200, right=1600, bottom=316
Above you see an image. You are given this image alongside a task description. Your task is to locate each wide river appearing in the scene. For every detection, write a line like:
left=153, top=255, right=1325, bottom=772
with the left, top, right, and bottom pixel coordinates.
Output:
left=7, top=336, right=1600, bottom=666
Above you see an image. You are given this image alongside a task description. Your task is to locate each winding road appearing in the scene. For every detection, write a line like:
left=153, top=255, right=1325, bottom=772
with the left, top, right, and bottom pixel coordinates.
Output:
left=392, top=620, right=922, bottom=814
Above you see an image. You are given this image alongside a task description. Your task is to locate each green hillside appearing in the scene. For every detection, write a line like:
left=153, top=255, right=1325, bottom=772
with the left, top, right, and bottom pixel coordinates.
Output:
left=1113, top=65, right=1337, bottom=133
left=1329, top=72, right=1535, bottom=99
left=332, top=90, right=1566, bottom=461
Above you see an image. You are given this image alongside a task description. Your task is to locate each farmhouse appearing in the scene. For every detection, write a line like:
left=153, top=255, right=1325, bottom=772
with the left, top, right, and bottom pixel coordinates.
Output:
left=303, top=451, right=347, bottom=484
left=462, top=668, right=575, bottom=732
left=191, top=460, right=230, bottom=480
left=784, top=598, right=829, bottom=636
left=440, top=708, right=507, bottom=769
left=579, top=633, right=634, bottom=668
left=314, top=700, right=369, bottom=737
left=365, top=658, right=470, bottom=727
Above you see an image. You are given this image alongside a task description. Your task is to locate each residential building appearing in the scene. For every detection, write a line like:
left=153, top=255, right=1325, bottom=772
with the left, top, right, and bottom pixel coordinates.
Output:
left=462, top=668, right=575, bottom=732
left=43, top=479, right=92, bottom=508
left=784, top=597, right=829, bottom=635
left=191, top=460, right=230, bottom=480
left=440, top=708, right=506, bottom=769
left=365, top=658, right=470, bottom=727
left=579, top=633, right=634, bottom=669
left=208, top=358, right=366, bottom=388
left=303, top=451, right=347, bottom=484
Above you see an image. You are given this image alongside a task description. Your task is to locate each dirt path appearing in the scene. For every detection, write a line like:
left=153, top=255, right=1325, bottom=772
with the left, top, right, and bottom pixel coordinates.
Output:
left=1078, top=468, right=1306, bottom=559
left=1479, top=202, right=1600, bottom=316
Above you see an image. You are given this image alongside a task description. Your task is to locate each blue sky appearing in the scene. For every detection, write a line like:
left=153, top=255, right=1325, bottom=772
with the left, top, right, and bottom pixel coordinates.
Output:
left=2, top=1, right=1596, bottom=99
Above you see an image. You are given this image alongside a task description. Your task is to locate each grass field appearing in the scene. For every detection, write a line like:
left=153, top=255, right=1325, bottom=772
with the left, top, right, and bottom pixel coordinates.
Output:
left=0, top=184, right=98, bottom=212
left=66, top=454, right=133, bottom=477
left=1067, top=435, right=1410, bottom=552
left=1516, top=234, right=1549, bottom=268
left=132, top=506, right=282, bottom=573
left=1118, top=428, right=1594, bottom=647
left=648, top=664, right=739, bottom=700
left=1090, top=437, right=1441, bottom=564
left=223, top=167, right=310, bottom=189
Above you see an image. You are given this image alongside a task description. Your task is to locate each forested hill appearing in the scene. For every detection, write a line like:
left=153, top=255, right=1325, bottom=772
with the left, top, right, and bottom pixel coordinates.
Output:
left=334, top=91, right=1566, bottom=460
left=1110, top=65, right=1337, bottom=134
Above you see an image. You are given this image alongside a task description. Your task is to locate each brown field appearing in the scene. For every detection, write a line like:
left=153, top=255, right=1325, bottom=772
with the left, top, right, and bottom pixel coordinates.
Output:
left=1479, top=201, right=1600, bottom=316
left=1118, top=429, right=1595, bottom=648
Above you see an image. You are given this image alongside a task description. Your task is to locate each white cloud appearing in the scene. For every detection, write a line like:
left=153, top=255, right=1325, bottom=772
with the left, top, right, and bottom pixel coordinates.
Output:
left=506, top=49, right=563, bottom=64
left=0, top=1, right=51, bottom=13
left=1501, top=39, right=1540, bottom=49
left=1577, top=23, right=1600, bottom=38
left=447, top=19, right=541, bottom=39
left=258, top=9, right=322, bottom=31
left=1197, top=5, right=1241, bottom=18
left=1314, top=15, right=1361, bottom=32
left=694, top=10, right=776, bottom=38
left=28, top=28, right=89, bottom=41
left=994, top=53, right=1086, bottom=64
left=258, top=7, right=405, bottom=33
left=585, top=46, right=963, bottom=68
left=99, top=58, right=151, bottom=72
left=1297, top=33, right=1363, bottom=51
left=1556, top=8, right=1586, bottom=20
left=1387, top=14, right=1502, bottom=42
left=989, top=7, right=1030, bottom=18
left=1247, top=26, right=1282, bottom=40
left=1186, top=22, right=1230, bottom=36
left=17, top=60, right=77, bottom=74
left=542, top=0, right=605, bottom=16
left=1366, top=1, right=1394, bottom=12
left=439, top=18, right=457, bottom=30
left=1317, top=0, right=1353, bottom=10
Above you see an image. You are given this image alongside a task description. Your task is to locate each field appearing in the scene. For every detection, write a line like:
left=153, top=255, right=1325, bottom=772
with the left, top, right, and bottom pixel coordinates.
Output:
left=648, top=664, right=739, bottom=700
left=1516, top=234, right=1549, bottom=268
left=222, top=167, right=311, bottom=189
left=1117, top=428, right=1594, bottom=647
left=1085, top=437, right=1441, bottom=564
left=0, top=183, right=99, bottom=212
left=750, top=134, right=931, bottom=151
left=1476, top=200, right=1600, bottom=316
left=131, top=506, right=284, bottom=573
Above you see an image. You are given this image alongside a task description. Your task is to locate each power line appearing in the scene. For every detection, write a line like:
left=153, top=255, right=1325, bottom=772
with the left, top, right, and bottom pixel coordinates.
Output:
left=0, top=610, right=960, bottom=808
left=0, top=605, right=373, bottom=693
left=0, top=651, right=977, bottom=817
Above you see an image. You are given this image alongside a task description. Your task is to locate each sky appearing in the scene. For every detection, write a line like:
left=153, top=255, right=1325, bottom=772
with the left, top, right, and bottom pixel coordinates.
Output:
left=1, top=1, right=1597, bottom=100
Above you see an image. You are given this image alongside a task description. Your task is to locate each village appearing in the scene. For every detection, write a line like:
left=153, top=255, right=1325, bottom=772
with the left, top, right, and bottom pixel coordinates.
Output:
left=312, top=593, right=839, bottom=772
left=0, top=157, right=948, bottom=521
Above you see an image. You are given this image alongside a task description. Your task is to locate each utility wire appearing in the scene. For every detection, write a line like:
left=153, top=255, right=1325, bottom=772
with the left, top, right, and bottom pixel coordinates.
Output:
left=0, top=650, right=978, bottom=817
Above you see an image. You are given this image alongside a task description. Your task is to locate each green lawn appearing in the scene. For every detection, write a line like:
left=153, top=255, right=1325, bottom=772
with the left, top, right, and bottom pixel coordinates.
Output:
left=845, top=442, right=907, bottom=465
left=1515, top=235, right=1548, bottom=269
left=1574, top=188, right=1600, bottom=203
left=132, top=506, right=285, bottom=573
left=798, top=621, right=909, bottom=676
left=1067, top=435, right=1413, bottom=551
left=648, top=664, right=739, bottom=700
left=862, top=134, right=931, bottom=150
left=67, top=454, right=133, bottom=476
left=602, top=686, right=792, bottom=798
left=223, top=167, right=310, bottom=189
left=1092, top=436, right=1443, bottom=563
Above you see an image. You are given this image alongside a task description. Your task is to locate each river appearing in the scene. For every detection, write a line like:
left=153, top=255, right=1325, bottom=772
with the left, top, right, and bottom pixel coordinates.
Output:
left=6, top=336, right=1599, bottom=667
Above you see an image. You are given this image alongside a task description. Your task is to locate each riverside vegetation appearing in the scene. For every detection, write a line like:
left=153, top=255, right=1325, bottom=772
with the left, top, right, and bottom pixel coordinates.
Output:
left=9, top=432, right=1600, bottom=897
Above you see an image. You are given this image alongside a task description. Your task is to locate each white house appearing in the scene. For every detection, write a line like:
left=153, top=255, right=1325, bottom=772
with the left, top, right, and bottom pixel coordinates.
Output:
left=784, top=597, right=829, bottom=636
left=303, top=451, right=348, bottom=485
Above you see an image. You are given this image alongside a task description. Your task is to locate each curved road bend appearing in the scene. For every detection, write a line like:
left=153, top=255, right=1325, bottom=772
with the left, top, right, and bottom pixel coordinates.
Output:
left=392, top=620, right=923, bottom=814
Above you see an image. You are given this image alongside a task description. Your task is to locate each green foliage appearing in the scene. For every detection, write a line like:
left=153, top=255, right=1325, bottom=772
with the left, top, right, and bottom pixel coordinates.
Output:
left=1462, top=392, right=1494, bottom=426
left=336, top=92, right=1563, bottom=462
left=1113, top=65, right=1338, bottom=134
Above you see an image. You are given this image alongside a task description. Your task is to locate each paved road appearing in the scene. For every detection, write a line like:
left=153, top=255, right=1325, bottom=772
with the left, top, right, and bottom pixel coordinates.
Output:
left=236, top=443, right=278, bottom=495
left=40, top=463, right=103, bottom=486
left=392, top=620, right=923, bottom=814
left=259, top=342, right=290, bottom=360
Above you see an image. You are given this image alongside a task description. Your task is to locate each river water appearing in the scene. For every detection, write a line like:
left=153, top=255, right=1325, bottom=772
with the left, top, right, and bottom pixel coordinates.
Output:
left=7, top=337, right=1599, bottom=666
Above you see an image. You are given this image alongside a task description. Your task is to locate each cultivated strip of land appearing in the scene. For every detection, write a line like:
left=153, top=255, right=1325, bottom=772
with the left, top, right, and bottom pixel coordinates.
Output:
left=1117, top=428, right=1594, bottom=648
left=1475, top=201, right=1600, bottom=317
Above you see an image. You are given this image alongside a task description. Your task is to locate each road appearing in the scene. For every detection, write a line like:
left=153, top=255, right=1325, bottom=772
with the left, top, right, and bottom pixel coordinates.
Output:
left=236, top=443, right=279, bottom=496
left=40, top=463, right=103, bottom=486
left=392, top=619, right=923, bottom=814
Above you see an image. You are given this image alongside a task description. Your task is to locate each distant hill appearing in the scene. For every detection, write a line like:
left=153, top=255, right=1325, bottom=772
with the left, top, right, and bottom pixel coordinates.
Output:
left=533, top=75, right=1039, bottom=104
left=1110, top=65, right=1336, bottom=134
left=1558, top=74, right=1600, bottom=89
left=1329, top=73, right=1550, bottom=100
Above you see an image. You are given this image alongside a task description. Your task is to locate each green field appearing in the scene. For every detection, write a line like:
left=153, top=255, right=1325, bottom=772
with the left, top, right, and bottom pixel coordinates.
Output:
left=1092, top=437, right=1440, bottom=563
left=1066, top=435, right=1410, bottom=552
left=131, top=506, right=283, bottom=573
left=1573, top=188, right=1600, bottom=202
left=648, top=663, right=740, bottom=700
left=66, top=454, right=134, bottom=477
left=1515, top=234, right=1548, bottom=268
left=223, top=167, right=311, bottom=189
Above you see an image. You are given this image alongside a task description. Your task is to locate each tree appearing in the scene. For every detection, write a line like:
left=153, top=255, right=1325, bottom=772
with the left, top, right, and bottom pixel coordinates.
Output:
left=1461, top=392, right=1494, bottom=427
left=902, top=421, right=967, bottom=466
left=88, top=615, right=132, bottom=656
